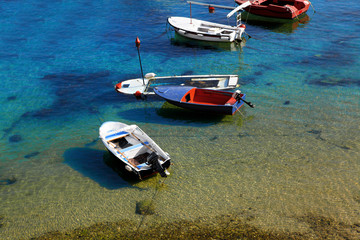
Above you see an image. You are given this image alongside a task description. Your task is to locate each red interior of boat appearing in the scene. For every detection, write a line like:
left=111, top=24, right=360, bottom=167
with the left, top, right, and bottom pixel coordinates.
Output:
left=181, top=88, right=235, bottom=105
left=235, top=0, right=310, bottom=19
left=237, top=0, right=308, bottom=10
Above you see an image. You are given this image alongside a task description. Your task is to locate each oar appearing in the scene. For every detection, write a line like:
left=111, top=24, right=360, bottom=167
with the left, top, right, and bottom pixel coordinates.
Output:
left=135, top=37, right=145, bottom=85
left=130, top=132, right=155, bottom=152
left=310, top=1, right=316, bottom=13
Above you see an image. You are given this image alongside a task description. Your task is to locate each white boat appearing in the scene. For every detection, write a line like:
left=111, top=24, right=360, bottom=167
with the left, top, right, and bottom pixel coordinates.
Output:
left=115, top=73, right=239, bottom=96
left=168, top=17, right=246, bottom=42
left=99, top=121, right=171, bottom=180
left=167, top=1, right=251, bottom=43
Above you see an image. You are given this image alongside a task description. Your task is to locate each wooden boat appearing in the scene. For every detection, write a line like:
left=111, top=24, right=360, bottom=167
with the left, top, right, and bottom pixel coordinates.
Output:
left=115, top=73, right=239, bottom=96
left=99, top=121, right=171, bottom=180
left=235, top=0, right=311, bottom=20
left=154, top=86, right=254, bottom=115
left=167, top=1, right=251, bottom=43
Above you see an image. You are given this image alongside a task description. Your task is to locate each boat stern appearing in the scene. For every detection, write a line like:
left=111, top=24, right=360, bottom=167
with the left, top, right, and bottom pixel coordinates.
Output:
left=235, top=23, right=247, bottom=41
left=232, top=92, right=246, bottom=115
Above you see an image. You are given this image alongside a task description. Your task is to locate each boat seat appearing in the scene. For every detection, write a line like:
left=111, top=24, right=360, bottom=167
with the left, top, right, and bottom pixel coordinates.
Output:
left=223, top=32, right=233, bottom=36
left=197, top=27, right=210, bottom=33
left=116, top=142, right=150, bottom=169
left=268, top=4, right=290, bottom=12
left=105, top=131, right=129, bottom=141
left=225, top=97, right=237, bottom=105
left=208, top=27, right=221, bottom=34
left=120, top=142, right=149, bottom=154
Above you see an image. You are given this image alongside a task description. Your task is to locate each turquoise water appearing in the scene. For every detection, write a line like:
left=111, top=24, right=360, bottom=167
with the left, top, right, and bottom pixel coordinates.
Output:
left=1, top=0, right=359, bottom=239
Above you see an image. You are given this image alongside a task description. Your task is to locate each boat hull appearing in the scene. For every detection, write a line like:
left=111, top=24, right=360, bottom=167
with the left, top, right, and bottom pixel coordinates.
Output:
left=173, top=28, right=236, bottom=42
left=241, top=11, right=309, bottom=24
left=165, top=99, right=244, bottom=115
left=99, top=121, right=171, bottom=180
left=115, top=74, right=239, bottom=95
left=168, top=17, right=245, bottom=43
left=154, top=86, right=246, bottom=115
left=105, top=149, right=171, bottom=180
left=172, top=32, right=246, bottom=51
left=235, top=0, right=310, bottom=19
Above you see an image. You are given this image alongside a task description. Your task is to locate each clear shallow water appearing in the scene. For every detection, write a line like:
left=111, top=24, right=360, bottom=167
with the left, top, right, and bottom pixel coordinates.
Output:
left=0, top=0, right=359, bottom=239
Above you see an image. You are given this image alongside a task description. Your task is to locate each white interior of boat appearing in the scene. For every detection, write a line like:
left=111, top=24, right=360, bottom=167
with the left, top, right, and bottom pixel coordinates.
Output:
left=197, top=24, right=235, bottom=35
left=108, top=134, right=154, bottom=168
left=100, top=122, right=170, bottom=175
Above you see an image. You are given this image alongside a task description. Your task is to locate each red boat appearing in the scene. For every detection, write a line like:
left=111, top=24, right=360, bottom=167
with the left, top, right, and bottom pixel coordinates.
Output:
left=235, top=0, right=311, bottom=19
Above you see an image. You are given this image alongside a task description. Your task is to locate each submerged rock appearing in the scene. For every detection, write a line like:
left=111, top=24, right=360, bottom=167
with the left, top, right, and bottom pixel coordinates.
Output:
left=0, top=176, right=17, bottom=185
left=308, top=76, right=360, bottom=87
left=7, top=96, right=16, bottom=101
left=136, top=200, right=155, bottom=215
left=24, top=151, right=40, bottom=159
left=210, top=136, right=218, bottom=141
left=9, top=134, right=22, bottom=143
left=308, top=129, right=321, bottom=135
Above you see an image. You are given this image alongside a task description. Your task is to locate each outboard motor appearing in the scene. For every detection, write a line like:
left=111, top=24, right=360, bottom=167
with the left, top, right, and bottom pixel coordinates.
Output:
left=146, top=152, right=167, bottom=177
left=231, top=90, right=255, bottom=108
left=232, top=90, right=242, bottom=101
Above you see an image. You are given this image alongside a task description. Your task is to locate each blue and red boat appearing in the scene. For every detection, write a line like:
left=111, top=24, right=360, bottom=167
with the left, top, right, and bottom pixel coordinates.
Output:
left=154, top=86, right=254, bottom=115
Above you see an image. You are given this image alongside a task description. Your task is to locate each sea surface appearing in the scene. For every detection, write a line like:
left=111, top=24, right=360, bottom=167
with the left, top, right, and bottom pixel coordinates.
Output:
left=0, top=0, right=359, bottom=239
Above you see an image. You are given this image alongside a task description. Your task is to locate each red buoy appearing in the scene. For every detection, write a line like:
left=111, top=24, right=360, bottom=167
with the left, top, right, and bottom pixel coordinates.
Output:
left=208, top=6, right=215, bottom=13
left=135, top=37, right=140, bottom=48
left=134, top=91, right=142, bottom=97
left=239, top=24, right=246, bottom=29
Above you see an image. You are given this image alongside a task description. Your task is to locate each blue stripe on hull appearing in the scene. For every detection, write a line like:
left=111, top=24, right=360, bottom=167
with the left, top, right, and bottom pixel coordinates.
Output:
left=105, top=131, right=128, bottom=140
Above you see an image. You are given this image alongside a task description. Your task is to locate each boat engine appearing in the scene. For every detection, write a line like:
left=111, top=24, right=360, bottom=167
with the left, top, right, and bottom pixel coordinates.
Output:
left=232, top=90, right=242, bottom=101
left=146, top=152, right=167, bottom=177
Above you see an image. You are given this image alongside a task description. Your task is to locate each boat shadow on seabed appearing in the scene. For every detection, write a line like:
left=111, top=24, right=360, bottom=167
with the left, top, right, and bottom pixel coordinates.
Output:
left=117, top=102, right=226, bottom=126
left=245, top=13, right=310, bottom=34
left=63, top=147, right=144, bottom=189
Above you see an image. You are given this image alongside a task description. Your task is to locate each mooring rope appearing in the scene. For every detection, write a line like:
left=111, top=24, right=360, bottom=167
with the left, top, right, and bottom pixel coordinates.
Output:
left=133, top=177, right=168, bottom=237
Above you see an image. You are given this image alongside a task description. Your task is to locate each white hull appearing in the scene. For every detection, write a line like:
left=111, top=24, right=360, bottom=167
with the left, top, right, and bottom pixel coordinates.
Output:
left=115, top=74, right=239, bottom=95
left=99, top=121, right=171, bottom=179
left=168, top=17, right=245, bottom=43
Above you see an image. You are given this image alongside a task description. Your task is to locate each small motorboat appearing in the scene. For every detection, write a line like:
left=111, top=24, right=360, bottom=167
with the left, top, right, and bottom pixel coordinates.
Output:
left=168, top=17, right=246, bottom=43
left=154, top=86, right=254, bottom=115
left=235, top=0, right=311, bottom=20
left=99, top=121, right=171, bottom=180
left=167, top=1, right=251, bottom=43
left=115, top=73, right=239, bottom=96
